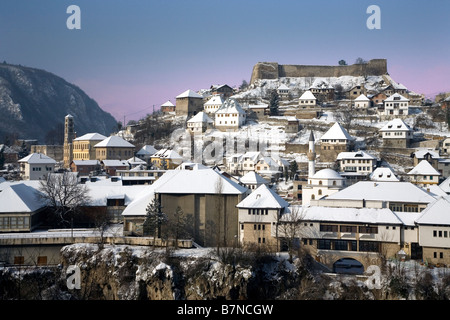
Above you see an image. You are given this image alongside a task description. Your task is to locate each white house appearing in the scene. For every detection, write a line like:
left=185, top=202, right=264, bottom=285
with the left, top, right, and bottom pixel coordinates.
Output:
left=214, top=98, right=246, bottom=131
left=336, top=151, right=378, bottom=184
left=384, top=93, right=410, bottom=116
left=203, top=95, right=225, bottom=114
left=18, top=153, right=57, bottom=180
left=136, top=145, right=158, bottom=162
left=379, top=118, right=413, bottom=148
left=237, top=184, right=289, bottom=249
left=298, top=90, right=317, bottom=108
left=187, top=112, right=214, bottom=134
left=354, top=94, right=370, bottom=108
left=407, top=159, right=441, bottom=187
left=277, top=84, right=290, bottom=99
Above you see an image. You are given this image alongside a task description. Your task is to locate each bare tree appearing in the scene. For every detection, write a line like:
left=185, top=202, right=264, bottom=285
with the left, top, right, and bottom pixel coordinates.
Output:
left=215, top=177, right=224, bottom=254
left=276, top=206, right=305, bottom=262
left=38, top=172, right=91, bottom=228
left=334, top=106, right=355, bottom=132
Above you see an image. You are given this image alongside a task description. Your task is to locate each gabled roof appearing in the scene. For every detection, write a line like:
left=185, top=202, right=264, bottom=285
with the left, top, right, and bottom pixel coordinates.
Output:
left=215, top=98, right=245, bottom=115
left=379, top=118, right=412, bottom=132
left=237, top=184, right=288, bottom=209
left=0, top=183, right=45, bottom=213
left=152, top=167, right=248, bottom=195
left=354, top=94, right=370, bottom=102
left=336, top=151, right=376, bottom=160
left=204, top=95, right=225, bottom=106
left=326, top=181, right=436, bottom=204
left=413, top=149, right=440, bottom=159
left=320, top=122, right=354, bottom=141
left=161, top=100, right=175, bottom=107
left=18, top=153, right=56, bottom=164
left=239, top=171, right=268, bottom=185
left=278, top=84, right=290, bottom=90
left=187, top=112, right=214, bottom=123
left=299, top=90, right=316, bottom=100
left=407, top=160, right=441, bottom=176
left=176, top=89, right=203, bottom=99
left=369, top=167, right=399, bottom=182
left=440, top=176, right=450, bottom=194
left=94, top=136, right=135, bottom=148
left=74, top=133, right=107, bottom=141
left=416, top=197, right=450, bottom=225
left=384, top=93, right=409, bottom=102
left=136, top=145, right=158, bottom=156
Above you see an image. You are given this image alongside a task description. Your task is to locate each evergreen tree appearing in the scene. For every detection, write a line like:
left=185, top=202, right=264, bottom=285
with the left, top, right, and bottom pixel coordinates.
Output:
left=269, top=89, right=279, bottom=116
left=143, top=198, right=167, bottom=242
left=0, top=147, right=5, bottom=170
left=289, top=160, right=298, bottom=180
left=338, top=60, right=347, bottom=66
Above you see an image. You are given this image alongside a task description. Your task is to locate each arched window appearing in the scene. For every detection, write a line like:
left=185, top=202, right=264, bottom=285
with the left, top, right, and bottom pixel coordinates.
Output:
left=332, top=180, right=337, bottom=186
left=318, top=189, right=322, bottom=196
left=319, top=180, right=322, bottom=185
left=311, top=194, right=315, bottom=200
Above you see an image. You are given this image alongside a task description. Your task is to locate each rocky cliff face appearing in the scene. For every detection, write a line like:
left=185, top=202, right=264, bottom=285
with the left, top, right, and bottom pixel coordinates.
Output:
left=0, top=64, right=118, bottom=143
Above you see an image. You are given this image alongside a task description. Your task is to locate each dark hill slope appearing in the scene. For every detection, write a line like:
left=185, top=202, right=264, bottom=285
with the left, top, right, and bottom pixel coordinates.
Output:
left=0, top=64, right=118, bottom=143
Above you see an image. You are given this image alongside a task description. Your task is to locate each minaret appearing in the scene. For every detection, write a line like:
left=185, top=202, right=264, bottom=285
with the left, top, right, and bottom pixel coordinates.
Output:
left=307, top=131, right=316, bottom=178
left=63, top=114, right=75, bottom=168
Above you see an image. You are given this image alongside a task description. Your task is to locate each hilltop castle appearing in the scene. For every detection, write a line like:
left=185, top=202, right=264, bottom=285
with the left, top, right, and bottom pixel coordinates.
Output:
left=250, top=59, right=388, bottom=84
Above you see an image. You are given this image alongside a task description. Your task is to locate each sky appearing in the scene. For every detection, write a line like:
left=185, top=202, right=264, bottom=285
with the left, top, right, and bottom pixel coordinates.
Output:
left=0, top=0, right=449, bottom=122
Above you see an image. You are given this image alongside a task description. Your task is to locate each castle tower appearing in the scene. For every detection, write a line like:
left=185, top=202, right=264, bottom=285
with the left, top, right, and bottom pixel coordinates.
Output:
left=63, top=114, right=75, bottom=168
left=307, top=131, right=316, bottom=178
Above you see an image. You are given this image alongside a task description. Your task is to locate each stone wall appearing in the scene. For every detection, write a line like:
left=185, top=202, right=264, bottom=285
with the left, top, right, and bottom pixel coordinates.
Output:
left=250, top=59, right=388, bottom=84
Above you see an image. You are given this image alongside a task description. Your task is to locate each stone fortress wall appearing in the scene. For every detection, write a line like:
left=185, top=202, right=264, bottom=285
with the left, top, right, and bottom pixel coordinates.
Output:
left=250, top=59, right=388, bottom=84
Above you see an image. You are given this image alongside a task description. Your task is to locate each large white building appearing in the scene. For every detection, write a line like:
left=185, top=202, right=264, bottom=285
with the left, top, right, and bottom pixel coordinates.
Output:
left=298, top=90, right=317, bottom=108
left=379, top=118, right=413, bottom=148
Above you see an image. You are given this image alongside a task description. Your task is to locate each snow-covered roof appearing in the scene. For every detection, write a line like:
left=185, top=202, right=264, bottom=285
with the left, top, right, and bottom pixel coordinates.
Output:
left=416, top=197, right=450, bottom=225
left=18, top=153, right=56, bottom=164
left=121, top=187, right=156, bottom=216
left=74, top=133, right=107, bottom=141
left=413, top=149, right=440, bottom=159
left=72, top=160, right=100, bottom=166
left=326, top=181, right=436, bottom=204
left=101, top=160, right=129, bottom=167
left=152, top=148, right=183, bottom=160
left=204, top=95, right=225, bottom=106
left=379, top=118, right=412, bottom=132
left=161, top=100, right=175, bottom=107
left=176, top=89, right=203, bottom=99
left=320, top=122, right=354, bottom=141
left=187, top=112, right=214, bottom=123
left=215, top=98, right=245, bottom=115
left=127, top=156, right=147, bottom=164
left=311, top=168, right=344, bottom=180
left=301, top=205, right=402, bottom=225
left=277, top=84, right=290, bottom=91
left=384, top=93, right=409, bottom=102
left=336, top=151, right=376, bottom=160
left=439, top=176, right=450, bottom=194
left=299, top=90, right=316, bottom=100
left=354, top=94, right=370, bottom=101
left=94, top=136, right=135, bottom=148
left=87, top=184, right=149, bottom=207
left=136, top=145, right=158, bottom=156
left=0, top=183, right=45, bottom=213
left=407, top=160, right=440, bottom=176
left=152, top=167, right=248, bottom=195
left=237, top=184, right=288, bottom=209
left=369, top=167, right=399, bottom=182
left=239, top=171, right=268, bottom=185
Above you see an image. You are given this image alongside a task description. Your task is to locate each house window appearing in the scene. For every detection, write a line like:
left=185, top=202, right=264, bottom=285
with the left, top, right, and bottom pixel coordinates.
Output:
left=14, top=256, right=24, bottom=265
